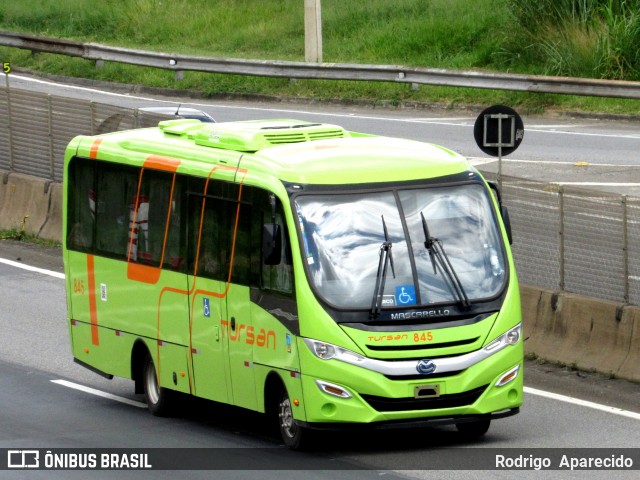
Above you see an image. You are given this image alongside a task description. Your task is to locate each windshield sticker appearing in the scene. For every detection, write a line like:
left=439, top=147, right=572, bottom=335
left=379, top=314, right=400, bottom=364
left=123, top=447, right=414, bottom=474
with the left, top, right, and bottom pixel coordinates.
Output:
left=382, top=295, right=396, bottom=307
left=395, top=285, right=416, bottom=306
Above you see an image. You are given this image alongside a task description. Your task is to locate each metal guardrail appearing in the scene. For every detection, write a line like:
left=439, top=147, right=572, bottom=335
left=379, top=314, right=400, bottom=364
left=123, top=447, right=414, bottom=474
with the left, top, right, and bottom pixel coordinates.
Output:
left=3, top=29, right=640, bottom=99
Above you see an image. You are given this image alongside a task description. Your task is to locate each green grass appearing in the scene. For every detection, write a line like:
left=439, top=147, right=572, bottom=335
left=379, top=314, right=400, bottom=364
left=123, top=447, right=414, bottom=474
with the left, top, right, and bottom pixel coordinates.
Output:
left=1, top=0, right=640, bottom=114
left=0, top=229, right=61, bottom=248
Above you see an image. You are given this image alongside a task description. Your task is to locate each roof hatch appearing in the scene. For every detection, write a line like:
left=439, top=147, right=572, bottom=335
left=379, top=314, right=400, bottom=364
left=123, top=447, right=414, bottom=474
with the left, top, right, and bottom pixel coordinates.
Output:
left=188, top=119, right=349, bottom=152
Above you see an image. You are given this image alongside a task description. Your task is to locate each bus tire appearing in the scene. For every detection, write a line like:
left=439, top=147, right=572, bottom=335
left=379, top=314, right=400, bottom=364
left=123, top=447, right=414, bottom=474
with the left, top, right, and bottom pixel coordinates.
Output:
left=455, top=418, right=491, bottom=438
left=142, top=353, right=174, bottom=417
left=277, top=387, right=309, bottom=450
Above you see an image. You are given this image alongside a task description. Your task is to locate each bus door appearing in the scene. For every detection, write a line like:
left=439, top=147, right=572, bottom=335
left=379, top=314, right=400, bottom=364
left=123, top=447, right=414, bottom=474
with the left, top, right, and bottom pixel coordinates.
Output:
left=220, top=192, right=256, bottom=411
left=186, top=192, right=232, bottom=404
left=186, top=186, right=257, bottom=410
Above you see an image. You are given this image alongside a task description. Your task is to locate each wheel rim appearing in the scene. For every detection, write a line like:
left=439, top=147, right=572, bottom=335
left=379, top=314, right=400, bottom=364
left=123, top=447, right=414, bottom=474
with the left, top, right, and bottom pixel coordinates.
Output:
left=278, top=395, right=297, bottom=439
left=144, top=360, right=160, bottom=406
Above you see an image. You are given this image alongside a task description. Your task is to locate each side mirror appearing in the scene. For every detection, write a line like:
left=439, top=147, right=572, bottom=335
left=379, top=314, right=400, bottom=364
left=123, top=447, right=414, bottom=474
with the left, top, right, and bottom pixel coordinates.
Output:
left=487, top=181, right=513, bottom=245
left=262, top=224, right=282, bottom=265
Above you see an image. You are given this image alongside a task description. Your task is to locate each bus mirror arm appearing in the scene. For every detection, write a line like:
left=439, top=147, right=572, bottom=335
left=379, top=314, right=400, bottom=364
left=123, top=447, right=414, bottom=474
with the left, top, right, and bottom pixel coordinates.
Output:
left=487, top=181, right=513, bottom=245
left=501, top=205, right=513, bottom=245
left=262, top=224, right=282, bottom=265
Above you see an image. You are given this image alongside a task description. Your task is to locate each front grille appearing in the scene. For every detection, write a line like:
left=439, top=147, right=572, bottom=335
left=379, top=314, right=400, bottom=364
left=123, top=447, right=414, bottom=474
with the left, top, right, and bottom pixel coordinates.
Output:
left=366, top=337, right=480, bottom=351
left=384, top=370, right=464, bottom=381
left=360, top=385, right=488, bottom=412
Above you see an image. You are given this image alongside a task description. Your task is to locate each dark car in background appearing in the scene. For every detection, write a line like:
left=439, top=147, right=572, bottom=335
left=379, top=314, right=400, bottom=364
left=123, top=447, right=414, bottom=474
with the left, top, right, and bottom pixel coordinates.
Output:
left=96, top=105, right=215, bottom=134
left=139, top=106, right=216, bottom=123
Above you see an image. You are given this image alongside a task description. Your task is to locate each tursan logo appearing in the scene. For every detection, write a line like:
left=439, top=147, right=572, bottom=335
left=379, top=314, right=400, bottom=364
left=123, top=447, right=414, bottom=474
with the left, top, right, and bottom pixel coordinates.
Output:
left=390, top=309, right=451, bottom=320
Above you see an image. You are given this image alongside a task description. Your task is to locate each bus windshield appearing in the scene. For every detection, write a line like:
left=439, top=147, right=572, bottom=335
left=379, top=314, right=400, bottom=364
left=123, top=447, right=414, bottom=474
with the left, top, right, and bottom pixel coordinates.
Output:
left=294, top=182, right=507, bottom=311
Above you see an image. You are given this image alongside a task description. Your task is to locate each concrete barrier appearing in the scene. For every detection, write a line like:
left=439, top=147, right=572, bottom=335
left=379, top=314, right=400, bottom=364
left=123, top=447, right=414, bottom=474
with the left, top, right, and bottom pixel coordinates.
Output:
left=39, top=181, right=63, bottom=243
left=521, top=285, right=640, bottom=382
left=616, top=307, right=640, bottom=381
left=0, top=170, right=62, bottom=243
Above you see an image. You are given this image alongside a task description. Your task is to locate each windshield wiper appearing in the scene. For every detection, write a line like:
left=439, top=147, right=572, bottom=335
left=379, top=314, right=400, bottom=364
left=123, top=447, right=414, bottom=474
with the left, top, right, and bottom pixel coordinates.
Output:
left=420, top=212, right=471, bottom=310
left=370, top=215, right=396, bottom=319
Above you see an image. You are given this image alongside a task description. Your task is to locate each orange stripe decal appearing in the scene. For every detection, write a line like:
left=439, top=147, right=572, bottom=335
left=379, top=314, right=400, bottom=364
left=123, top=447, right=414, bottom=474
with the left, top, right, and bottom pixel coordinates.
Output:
left=144, top=155, right=180, bottom=172
left=127, top=262, right=162, bottom=284
left=87, top=254, right=100, bottom=346
left=89, top=139, right=103, bottom=159
left=159, top=173, right=177, bottom=268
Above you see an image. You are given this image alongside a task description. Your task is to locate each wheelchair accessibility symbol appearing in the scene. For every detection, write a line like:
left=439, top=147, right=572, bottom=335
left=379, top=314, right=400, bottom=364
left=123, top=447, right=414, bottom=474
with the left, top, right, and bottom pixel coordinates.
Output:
left=203, top=297, right=211, bottom=318
left=395, top=285, right=416, bottom=306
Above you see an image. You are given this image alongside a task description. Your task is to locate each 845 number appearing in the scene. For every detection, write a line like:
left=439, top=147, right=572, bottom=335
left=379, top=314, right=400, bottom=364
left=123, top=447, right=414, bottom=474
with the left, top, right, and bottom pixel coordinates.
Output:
left=413, top=331, right=433, bottom=342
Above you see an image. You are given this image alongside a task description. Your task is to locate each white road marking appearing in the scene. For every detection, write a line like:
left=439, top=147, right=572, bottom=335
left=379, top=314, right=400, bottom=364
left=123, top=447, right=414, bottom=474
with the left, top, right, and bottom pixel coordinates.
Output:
left=526, top=124, right=586, bottom=129
left=469, top=157, right=640, bottom=168
left=51, top=379, right=147, bottom=409
left=10, top=74, right=164, bottom=102
left=550, top=182, right=640, bottom=186
left=0, top=257, right=65, bottom=279
left=468, top=157, right=496, bottom=166
left=525, top=386, right=640, bottom=421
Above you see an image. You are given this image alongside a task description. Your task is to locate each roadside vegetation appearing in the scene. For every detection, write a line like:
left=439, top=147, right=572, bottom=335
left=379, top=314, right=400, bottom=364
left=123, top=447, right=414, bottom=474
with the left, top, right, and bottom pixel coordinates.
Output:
left=1, top=0, right=640, bottom=114
left=0, top=229, right=61, bottom=248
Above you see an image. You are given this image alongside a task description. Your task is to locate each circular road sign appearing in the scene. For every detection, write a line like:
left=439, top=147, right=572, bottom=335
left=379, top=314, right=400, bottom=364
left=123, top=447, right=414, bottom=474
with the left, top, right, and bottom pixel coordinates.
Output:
left=473, top=105, right=524, bottom=157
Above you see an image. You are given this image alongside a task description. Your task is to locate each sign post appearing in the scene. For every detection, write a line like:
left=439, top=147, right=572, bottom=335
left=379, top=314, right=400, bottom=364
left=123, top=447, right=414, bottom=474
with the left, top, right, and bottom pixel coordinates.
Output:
left=304, top=0, right=323, bottom=63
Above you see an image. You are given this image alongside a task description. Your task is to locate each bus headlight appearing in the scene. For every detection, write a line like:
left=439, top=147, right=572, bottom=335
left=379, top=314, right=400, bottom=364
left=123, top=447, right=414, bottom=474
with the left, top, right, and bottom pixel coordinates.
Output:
left=303, top=338, right=364, bottom=362
left=506, top=325, right=520, bottom=345
left=484, top=323, right=521, bottom=352
left=306, top=339, right=337, bottom=359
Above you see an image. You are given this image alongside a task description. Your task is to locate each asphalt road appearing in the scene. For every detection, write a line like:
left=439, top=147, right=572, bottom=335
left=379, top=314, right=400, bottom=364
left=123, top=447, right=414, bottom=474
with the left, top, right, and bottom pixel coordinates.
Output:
left=1, top=240, right=639, bottom=479
left=7, top=71, right=640, bottom=195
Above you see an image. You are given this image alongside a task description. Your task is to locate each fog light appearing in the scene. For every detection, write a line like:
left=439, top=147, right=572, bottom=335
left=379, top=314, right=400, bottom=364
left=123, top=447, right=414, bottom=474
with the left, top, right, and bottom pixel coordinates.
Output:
left=315, top=380, right=352, bottom=399
left=496, top=365, right=520, bottom=387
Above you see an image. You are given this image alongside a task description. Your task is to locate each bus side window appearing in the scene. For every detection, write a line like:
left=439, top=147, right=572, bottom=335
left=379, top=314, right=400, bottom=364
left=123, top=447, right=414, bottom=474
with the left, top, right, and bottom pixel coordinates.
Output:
left=95, top=164, right=138, bottom=259
left=253, top=190, right=293, bottom=296
left=230, top=199, right=252, bottom=286
left=128, top=169, right=175, bottom=267
left=189, top=196, right=228, bottom=280
left=67, top=157, right=96, bottom=251
left=187, top=180, right=238, bottom=282
left=163, top=175, right=185, bottom=272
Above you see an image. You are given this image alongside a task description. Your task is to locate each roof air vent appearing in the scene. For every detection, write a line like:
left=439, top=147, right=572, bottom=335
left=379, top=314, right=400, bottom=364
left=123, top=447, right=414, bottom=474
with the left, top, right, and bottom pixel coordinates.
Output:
left=192, top=119, right=349, bottom=152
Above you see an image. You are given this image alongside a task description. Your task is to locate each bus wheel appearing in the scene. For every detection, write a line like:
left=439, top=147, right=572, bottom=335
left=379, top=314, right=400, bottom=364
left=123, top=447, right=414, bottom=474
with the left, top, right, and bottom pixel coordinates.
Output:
left=142, top=353, right=174, bottom=416
left=277, top=388, right=308, bottom=449
left=455, top=418, right=491, bottom=438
